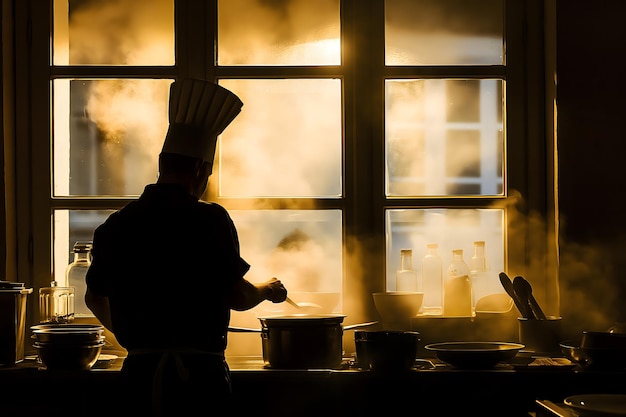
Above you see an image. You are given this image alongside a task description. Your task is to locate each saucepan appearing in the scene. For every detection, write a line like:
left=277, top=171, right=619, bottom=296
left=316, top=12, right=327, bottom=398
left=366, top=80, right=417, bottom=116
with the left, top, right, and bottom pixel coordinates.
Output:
left=228, top=314, right=377, bottom=369
left=560, top=331, right=626, bottom=370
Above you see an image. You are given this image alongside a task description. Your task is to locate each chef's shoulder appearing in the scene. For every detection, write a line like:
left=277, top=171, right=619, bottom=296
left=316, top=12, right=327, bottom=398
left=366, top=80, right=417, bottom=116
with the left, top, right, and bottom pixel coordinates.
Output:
left=195, top=200, right=236, bottom=222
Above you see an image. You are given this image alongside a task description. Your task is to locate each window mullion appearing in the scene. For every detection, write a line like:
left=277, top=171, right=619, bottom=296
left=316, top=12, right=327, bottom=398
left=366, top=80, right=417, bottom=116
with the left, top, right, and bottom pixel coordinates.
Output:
left=343, top=0, right=386, bottom=318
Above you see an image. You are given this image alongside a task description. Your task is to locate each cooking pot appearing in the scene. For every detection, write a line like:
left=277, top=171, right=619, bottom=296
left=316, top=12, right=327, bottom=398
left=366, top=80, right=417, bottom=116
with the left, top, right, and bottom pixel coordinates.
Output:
left=229, top=314, right=376, bottom=369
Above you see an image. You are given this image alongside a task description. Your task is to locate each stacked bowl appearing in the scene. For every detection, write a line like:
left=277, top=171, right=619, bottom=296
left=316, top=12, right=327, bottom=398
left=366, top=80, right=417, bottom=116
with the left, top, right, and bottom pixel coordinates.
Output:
left=31, top=323, right=105, bottom=370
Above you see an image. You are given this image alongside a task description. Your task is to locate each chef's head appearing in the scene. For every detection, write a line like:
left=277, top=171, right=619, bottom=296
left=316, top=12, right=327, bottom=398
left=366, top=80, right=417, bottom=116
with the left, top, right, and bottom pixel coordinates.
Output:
left=160, top=78, right=243, bottom=174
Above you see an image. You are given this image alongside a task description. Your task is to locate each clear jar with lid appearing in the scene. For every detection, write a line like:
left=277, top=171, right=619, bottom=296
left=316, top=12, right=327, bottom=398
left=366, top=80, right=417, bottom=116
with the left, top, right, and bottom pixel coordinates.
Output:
left=39, top=284, right=75, bottom=323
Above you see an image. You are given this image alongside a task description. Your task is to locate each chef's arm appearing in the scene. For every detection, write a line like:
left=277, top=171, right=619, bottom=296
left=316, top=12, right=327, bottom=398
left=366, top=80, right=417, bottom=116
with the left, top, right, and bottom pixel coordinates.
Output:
left=228, top=277, right=287, bottom=311
left=85, top=288, right=114, bottom=331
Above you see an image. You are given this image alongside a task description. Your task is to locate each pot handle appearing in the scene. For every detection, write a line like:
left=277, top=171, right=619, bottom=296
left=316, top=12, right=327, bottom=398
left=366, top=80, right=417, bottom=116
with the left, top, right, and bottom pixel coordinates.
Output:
left=343, top=321, right=378, bottom=331
left=227, top=326, right=261, bottom=333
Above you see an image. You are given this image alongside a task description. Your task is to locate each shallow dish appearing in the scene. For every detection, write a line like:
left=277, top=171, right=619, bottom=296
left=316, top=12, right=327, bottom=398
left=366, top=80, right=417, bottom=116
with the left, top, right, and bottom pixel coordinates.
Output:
left=424, top=341, right=524, bottom=369
left=564, top=394, right=626, bottom=416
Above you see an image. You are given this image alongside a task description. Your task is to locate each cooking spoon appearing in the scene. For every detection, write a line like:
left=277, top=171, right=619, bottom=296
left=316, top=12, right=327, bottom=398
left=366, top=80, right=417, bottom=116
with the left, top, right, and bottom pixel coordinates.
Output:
left=499, top=272, right=528, bottom=318
left=513, top=275, right=536, bottom=319
left=285, top=296, right=322, bottom=311
left=514, top=276, right=547, bottom=320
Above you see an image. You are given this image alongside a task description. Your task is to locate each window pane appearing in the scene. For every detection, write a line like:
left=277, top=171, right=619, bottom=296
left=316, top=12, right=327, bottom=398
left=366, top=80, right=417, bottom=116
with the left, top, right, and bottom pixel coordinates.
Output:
left=217, top=0, right=340, bottom=66
left=228, top=209, right=343, bottom=331
left=53, top=209, right=113, bottom=287
left=219, top=79, right=342, bottom=198
left=53, top=79, right=171, bottom=197
left=385, top=79, right=504, bottom=196
left=53, top=0, right=174, bottom=65
left=385, top=0, right=504, bottom=65
left=386, top=209, right=505, bottom=311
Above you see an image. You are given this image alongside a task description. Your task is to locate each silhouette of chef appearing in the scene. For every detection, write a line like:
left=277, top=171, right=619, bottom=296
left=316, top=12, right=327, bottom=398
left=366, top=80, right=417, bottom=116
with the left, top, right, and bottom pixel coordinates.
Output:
left=85, top=78, right=288, bottom=416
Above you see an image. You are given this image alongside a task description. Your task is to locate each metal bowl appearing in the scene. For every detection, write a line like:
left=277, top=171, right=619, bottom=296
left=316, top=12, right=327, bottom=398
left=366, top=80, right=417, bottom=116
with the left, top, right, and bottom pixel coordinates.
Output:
left=34, top=341, right=104, bottom=370
left=31, top=323, right=104, bottom=333
left=31, top=323, right=105, bottom=345
left=425, top=341, right=524, bottom=369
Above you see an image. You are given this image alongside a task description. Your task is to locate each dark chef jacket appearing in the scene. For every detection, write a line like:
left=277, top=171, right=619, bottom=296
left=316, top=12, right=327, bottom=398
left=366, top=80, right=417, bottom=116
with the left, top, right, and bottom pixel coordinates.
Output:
left=86, top=183, right=250, bottom=415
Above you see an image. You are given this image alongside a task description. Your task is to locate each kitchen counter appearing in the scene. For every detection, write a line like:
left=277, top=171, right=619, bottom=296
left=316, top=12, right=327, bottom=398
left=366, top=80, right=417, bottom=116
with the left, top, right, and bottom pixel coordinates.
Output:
left=2, top=354, right=626, bottom=417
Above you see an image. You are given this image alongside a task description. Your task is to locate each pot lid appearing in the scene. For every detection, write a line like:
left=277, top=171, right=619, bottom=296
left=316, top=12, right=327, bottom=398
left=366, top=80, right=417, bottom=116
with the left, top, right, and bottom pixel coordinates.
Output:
left=0, top=281, right=32, bottom=293
left=258, top=314, right=347, bottom=327
left=0, top=280, right=24, bottom=289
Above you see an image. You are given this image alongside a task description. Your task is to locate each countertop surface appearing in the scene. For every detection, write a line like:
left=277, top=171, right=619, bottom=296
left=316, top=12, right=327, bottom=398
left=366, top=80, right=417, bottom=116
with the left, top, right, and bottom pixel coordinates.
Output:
left=3, top=351, right=626, bottom=417
left=1, top=350, right=582, bottom=373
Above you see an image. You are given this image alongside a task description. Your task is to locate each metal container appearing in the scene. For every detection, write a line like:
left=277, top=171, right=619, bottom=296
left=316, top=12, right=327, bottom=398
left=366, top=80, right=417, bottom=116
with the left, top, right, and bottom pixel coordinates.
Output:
left=259, top=314, right=346, bottom=369
left=228, top=314, right=376, bottom=369
left=354, top=330, right=420, bottom=371
left=0, top=281, right=33, bottom=366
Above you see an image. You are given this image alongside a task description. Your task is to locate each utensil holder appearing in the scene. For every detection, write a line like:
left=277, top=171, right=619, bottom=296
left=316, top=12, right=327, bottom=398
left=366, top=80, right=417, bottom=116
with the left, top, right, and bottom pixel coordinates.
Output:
left=518, top=316, right=562, bottom=354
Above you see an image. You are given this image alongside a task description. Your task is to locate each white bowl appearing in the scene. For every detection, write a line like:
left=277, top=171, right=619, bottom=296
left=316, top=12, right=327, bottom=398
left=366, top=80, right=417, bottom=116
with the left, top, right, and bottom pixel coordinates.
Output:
left=372, top=292, right=424, bottom=322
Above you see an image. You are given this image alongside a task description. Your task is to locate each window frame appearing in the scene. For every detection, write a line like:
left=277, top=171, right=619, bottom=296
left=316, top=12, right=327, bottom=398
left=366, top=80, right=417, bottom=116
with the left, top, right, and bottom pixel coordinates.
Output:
left=9, top=0, right=558, bottom=325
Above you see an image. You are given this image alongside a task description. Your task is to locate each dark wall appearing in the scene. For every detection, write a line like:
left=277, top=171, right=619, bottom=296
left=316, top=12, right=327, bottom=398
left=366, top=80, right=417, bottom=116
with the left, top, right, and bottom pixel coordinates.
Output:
left=557, top=0, right=626, bottom=331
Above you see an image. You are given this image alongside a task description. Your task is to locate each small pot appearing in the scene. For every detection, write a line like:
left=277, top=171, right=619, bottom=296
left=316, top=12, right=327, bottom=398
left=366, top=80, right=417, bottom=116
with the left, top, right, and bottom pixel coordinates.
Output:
left=355, top=330, right=420, bottom=372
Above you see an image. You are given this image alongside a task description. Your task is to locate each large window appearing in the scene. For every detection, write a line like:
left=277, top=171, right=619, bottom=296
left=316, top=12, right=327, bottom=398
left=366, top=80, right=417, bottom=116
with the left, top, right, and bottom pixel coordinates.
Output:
left=16, top=0, right=556, bottom=356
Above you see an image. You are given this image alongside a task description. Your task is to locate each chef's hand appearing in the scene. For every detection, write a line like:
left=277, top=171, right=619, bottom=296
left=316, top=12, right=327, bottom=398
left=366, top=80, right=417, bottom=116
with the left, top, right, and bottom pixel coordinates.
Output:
left=265, top=277, right=287, bottom=303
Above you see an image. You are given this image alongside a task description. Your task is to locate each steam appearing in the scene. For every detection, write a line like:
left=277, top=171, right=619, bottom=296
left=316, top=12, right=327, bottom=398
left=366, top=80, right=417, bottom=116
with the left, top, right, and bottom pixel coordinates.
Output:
left=56, top=0, right=618, bottom=350
left=58, top=0, right=174, bottom=193
left=505, top=192, right=620, bottom=338
left=83, top=79, right=170, bottom=193
left=385, top=0, right=503, bottom=65
left=86, top=80, right=170, bottom=148
left=66, top=0, right=174, bottom=65
left=218, top=78, right=342, bottom=198
left=217, top=0, right=340, bottom=66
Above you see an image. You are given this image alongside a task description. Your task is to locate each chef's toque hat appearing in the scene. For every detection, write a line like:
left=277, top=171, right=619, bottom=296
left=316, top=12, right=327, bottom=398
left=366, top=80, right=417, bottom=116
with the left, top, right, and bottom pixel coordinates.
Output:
left=161, top=78, right=243, bottom=170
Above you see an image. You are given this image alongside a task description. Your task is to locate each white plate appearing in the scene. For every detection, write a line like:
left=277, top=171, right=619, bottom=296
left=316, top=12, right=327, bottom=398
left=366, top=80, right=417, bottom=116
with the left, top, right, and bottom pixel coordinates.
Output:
left=564, top=394, right=626, bottom=416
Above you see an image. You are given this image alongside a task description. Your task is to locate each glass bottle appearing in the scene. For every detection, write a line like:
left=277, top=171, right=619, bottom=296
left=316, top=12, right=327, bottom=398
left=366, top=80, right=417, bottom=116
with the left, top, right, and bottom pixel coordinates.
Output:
left=443, top=249, right=472, bottom=316
left=66, top=241, right=93, bottom=318
left=469, top=240, right=490, bottom=306
left=421, top=243, right=443, bottom=314
left=396, top=249, right=418, bottom=292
